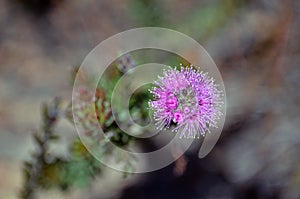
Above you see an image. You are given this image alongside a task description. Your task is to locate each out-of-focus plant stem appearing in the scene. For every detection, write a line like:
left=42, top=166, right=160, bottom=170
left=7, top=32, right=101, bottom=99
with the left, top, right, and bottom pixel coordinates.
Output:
left=20, top=98, right=61, bottom=199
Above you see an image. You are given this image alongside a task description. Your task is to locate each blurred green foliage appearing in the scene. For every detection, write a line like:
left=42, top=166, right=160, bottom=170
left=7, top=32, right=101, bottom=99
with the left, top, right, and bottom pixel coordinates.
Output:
left=20, top=0, right=251, bottom=198
left=129, top=0, right=248, bottom=41
left=21, top=55, right=141, bottom=199
left=129, top=0, right=165, bottom=26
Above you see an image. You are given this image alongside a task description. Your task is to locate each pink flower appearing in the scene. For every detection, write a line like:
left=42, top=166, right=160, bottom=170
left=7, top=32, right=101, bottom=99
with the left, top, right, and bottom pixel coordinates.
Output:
left=166, top=97, right=178, bottom=109
left=149, top=66, right=223, bottom=138
left=173, top=111, right=183, bottom=123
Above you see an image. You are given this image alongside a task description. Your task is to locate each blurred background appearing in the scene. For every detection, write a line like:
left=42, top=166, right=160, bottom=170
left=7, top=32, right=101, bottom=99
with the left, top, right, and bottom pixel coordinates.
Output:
left=0, top=0, right=299, bottom=198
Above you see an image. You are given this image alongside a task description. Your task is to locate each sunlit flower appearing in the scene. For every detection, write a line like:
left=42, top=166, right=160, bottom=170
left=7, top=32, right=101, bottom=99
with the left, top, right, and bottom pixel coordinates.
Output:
left=149, top=66, right=223, bottom=138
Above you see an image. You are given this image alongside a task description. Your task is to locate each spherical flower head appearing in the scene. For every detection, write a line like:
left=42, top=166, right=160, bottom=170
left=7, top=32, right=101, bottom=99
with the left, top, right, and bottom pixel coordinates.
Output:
left=149, top=66, right=223, bottom=138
